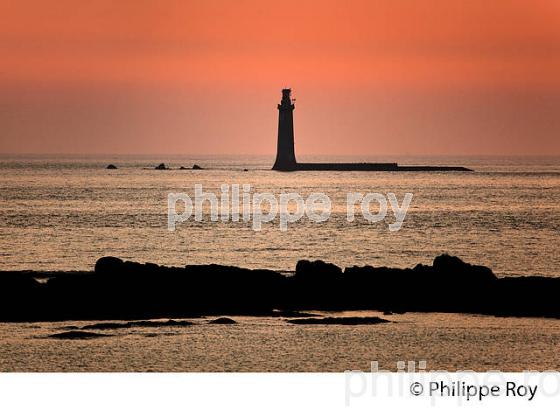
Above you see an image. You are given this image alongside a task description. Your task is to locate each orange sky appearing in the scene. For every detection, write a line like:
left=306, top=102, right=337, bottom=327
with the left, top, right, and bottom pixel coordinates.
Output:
left=1, top=0, right=559, bottom=155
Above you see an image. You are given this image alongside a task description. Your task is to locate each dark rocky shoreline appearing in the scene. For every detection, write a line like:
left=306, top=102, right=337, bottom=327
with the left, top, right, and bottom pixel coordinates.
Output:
left=1, top=254, right=559, bottom=321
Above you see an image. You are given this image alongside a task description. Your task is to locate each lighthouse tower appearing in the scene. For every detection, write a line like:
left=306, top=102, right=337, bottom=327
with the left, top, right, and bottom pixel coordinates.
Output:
left=272, top=88, right=297, bottom=171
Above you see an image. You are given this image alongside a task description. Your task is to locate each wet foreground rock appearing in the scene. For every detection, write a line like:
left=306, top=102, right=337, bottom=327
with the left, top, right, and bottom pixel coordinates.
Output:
left=209, top=317, right=237, bottom=324
left=287, top=317, right=390, bottom=325
left=48, top=331, right=111, bottom=340
left=81, top=319, right=194, bottom=330
left=1, top=254, right=560, bottom=321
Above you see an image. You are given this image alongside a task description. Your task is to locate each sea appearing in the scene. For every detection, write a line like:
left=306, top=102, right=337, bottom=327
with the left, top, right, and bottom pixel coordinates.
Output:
left=0, top=154, right=559, bottom=371
left=1, top=154, right=558, bottom=276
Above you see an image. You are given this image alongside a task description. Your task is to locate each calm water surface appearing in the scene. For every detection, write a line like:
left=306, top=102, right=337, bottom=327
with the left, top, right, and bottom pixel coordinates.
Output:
left=1, top=312, right=559, bottom=372
left=1, top=155, right=559, bottom=276
left=1, top=155, right=559, bottom=371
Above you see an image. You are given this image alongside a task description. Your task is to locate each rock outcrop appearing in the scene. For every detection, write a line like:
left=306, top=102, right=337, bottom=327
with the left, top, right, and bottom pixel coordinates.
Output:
left=209, top=317, right=237, bottom=324
left=287, top=317, right=390, bottom=325
left=48, top=331, right=110, bottom=339
left=1, top=254, right=560, bottom=321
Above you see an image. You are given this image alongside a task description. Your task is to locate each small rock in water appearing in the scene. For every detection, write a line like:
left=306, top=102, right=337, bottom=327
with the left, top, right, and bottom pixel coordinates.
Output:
left=82, top=322, right=130, bottom=330
left=209, top=317, right=236, bottom=324
left=192, top=164, right=203, bottom=170
left=130, top=319, right=194, bottom=328
left=106, top=164, right=117, bottom=169
left=82, top=319, right=194, bottom=330
left=155, top=163, right=167, bottom=170
left=48, top=331, right=110, bottom=339
left=287, top=316, right=390, bottom=325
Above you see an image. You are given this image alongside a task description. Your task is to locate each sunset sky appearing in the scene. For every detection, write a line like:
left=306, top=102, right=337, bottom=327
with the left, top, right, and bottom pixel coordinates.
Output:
left=1, top=0, right=559, bottom=156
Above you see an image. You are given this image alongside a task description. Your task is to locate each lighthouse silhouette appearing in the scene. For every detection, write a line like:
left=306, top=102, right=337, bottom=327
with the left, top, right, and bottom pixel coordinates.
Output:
left=272, top=88, right=297, bottom=171
left=271, top=88, right=472, bottom=172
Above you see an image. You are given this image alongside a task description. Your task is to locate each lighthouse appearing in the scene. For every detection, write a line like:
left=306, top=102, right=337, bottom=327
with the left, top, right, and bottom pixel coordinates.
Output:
left=272, top=88, right=297, bottom=171
left=270, top=88, right=472, bottom=172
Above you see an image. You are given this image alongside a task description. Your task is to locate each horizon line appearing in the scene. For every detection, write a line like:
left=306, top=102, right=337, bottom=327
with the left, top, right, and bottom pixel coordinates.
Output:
left=1, top=152, right=560, bottom=158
